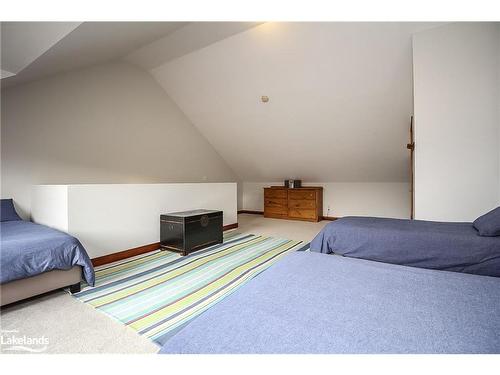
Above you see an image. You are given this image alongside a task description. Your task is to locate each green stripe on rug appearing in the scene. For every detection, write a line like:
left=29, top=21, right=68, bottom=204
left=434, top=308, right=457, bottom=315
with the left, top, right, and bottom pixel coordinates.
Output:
left=73, top=232, right=302, bottom=346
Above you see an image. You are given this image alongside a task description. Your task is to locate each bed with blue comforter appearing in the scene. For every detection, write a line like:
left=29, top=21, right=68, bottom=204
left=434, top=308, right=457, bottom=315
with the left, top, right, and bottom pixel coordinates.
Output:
left=310, top=217, right=500, bottom=277
left=0, top=220, right=95, bottom=286
left=160, top=251, right=500, bottom=354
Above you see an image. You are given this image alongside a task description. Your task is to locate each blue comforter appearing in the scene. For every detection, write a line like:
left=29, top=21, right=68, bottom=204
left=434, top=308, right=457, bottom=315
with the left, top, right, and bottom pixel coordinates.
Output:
left=0, top=221, right=95, bottom=286
left=160, top=251, right=500, bottom=353
left=310, top=217, right=500, bottom=277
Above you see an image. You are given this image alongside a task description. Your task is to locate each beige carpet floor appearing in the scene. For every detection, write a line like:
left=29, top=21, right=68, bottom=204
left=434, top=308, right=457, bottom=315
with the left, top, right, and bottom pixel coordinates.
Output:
left=0, top=214, right=328, bottom=354
left=237, top=213, right=328, bottom=242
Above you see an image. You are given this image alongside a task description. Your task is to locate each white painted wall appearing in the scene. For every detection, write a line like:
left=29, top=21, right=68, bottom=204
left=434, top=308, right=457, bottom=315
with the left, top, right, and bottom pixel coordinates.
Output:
left=242, top=182, right=410, bottom=219
left=413, top=23, right=500, bottom=222
left=32, top=183, right=237, bottom=258
left=1, top=61, right=237, bottom=219
left=152, top=22, right=440, bottom=183
left=31, top=185, right=68, bottom=232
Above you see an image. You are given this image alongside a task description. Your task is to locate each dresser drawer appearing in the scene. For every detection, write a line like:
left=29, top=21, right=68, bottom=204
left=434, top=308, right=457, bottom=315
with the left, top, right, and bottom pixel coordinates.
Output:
left=287, top=199, right=316, bottom=209
left=264, top=198, right=287, bottom=208
left=288, top=190, right=316, bottom=200
left=264, top=189, right=287, bottom=199
left=288, top=209, right=317, bottom=220
left=264, top=206, right=288, bottom=217
left=263, top=186, right=322, bottom=222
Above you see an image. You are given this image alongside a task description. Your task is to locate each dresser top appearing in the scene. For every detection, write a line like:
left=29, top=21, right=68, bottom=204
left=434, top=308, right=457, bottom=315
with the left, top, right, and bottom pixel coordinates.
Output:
left=267, top=186, right=323, bottom=190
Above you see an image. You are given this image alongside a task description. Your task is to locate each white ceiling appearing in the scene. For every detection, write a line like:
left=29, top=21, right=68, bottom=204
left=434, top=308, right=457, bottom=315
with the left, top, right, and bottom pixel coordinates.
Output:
left=152, top=22, right=444, bottom=182
left=1, top=22, right=186, bottom=87
left=1, top=22, right=81, bottom=76
left=1, top=69, right=15, bottom=79
left=1, top=21, right=445, bottom=183
left=125, top=22, right=262, bottom=70
left=0, top=22, right=263, bottom=88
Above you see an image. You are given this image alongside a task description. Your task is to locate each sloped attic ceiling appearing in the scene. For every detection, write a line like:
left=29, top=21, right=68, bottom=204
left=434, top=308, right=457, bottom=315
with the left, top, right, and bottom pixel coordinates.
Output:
left=2, top=22, right=443, bottom=184
left=151, top=22, right=442, bottom=182
left=1, top=22, right=187, bottom=87
left=0, top=22, right=259, bottom=87
left=1, top=22, right=81, bottom=78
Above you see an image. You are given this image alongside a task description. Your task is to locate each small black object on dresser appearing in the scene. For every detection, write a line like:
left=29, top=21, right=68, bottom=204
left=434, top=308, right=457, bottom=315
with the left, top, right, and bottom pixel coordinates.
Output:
left=284, top=179, right=302, bottom=188
left=160, top=209, right=223, bottom=256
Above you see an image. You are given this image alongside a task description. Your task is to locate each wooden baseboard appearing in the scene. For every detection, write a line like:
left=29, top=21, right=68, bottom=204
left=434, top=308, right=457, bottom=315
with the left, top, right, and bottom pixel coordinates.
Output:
left=238, top=210, right=264, bottom=215
left=223, top=222, right=238, bottom=231
left=239, top=210, right=336, bottom=221
left=92, top=242, right=160, bottom=267
left=91, top=222, right=238, bottom=266
left=321, top=216, right=338, bottom=221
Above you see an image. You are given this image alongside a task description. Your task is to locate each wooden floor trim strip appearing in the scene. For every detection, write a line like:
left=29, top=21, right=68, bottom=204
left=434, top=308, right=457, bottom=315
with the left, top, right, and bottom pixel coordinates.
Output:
left=223, top=222, right=239, bottom=231
left=238, top=210, right=264, bottom=215
left=238, top=210, right=337, bottom=221
left=92, top=222, right=239, bottom=267
left=321, top=216, right=338, bottom=221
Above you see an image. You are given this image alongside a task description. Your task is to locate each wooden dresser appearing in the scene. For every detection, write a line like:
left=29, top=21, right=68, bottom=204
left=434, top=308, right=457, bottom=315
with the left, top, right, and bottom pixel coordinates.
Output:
left=263, top=186, right=323, bottom=222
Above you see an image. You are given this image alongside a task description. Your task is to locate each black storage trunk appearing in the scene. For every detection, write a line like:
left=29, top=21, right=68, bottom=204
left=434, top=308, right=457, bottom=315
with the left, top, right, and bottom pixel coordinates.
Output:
left=160, top=209, right=223, bottom=256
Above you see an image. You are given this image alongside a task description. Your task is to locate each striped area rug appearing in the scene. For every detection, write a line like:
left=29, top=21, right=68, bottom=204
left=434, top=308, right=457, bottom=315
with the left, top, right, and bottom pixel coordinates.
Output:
left=74, top=232, right=303, bottom=346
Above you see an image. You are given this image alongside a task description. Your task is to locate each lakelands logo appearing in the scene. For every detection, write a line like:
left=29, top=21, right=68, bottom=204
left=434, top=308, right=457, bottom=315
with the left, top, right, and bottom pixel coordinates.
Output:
left=0, top=329, right=49, bottom=353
